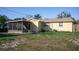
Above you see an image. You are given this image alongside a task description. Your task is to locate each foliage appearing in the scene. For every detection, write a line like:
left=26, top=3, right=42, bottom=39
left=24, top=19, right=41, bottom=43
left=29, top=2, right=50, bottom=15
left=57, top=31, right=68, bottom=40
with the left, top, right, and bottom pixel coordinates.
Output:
left=75, top=20, right=79, bottom=24
left=34, top=14, right=42, bottom=19
left=0, top=15, right=8, bottom=24
left=14, top=17, right=26, bottom=20
left=57, top=11, right=72, bottom=18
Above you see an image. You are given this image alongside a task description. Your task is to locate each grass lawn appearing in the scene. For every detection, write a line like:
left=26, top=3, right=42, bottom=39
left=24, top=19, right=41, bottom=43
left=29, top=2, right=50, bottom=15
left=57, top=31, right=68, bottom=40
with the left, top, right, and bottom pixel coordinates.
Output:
left=0, top=31, right=79, bottom=51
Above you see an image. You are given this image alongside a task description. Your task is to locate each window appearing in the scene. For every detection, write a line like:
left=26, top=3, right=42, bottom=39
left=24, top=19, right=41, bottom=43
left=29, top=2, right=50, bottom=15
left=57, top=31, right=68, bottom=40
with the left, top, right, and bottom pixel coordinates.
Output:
left=44, top=24, right=48, bottom=26
left=59, top=22, right=63, bottom=27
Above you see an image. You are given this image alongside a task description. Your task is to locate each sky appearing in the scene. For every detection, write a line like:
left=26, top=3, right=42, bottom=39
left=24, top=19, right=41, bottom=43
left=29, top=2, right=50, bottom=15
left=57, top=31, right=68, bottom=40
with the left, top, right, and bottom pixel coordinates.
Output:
left=0, top=7, right=79, bottom=20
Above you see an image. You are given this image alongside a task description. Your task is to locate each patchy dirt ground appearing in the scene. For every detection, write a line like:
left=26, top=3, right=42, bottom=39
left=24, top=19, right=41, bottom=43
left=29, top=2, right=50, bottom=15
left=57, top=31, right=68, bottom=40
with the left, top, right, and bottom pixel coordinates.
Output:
left=0, top=32, right=79, bottom=51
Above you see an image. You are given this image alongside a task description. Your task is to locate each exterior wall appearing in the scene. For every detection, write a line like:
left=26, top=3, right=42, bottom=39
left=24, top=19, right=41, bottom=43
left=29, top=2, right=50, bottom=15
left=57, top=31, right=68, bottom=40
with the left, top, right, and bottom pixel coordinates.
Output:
left=30, top=20, right=43, bottom=32
left=38, top=21, right=44, bottom=31
left=30, top=20, right=40, bottom=32
left=45, top=22, right=73, bottom=32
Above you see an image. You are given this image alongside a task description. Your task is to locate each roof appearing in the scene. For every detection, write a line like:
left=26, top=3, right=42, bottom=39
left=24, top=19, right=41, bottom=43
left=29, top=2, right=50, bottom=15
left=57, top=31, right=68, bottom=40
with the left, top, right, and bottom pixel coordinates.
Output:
left=30, top=19, right=43, bottom=22
left=6, top=20, right=29, bottom=23
left=6, top=19, right=43, bottom=23
left=44, top=18, right=74, bottom=23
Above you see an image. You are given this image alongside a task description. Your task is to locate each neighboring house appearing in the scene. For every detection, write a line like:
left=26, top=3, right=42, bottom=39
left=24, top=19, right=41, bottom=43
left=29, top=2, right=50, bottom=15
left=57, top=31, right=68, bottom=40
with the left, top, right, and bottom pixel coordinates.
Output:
left=43, top=18, right=75, bottom=32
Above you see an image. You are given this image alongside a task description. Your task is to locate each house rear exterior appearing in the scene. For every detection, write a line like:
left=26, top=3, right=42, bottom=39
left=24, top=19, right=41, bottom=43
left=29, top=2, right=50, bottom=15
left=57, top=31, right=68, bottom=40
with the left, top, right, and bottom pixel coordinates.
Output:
left=43, top=18, right=75, bottom=32
left=6, top=18, right=77, bottom=33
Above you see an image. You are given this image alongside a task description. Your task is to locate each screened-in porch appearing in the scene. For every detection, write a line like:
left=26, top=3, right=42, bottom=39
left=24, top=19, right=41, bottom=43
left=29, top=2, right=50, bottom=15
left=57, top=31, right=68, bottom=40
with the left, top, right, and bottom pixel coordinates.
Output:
left=7, top=20, right=30, bottom=33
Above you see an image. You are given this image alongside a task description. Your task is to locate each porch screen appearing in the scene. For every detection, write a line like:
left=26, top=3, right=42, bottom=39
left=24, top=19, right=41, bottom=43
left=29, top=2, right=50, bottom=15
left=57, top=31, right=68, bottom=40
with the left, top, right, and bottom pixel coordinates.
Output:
left=8, top=22, right=22, bottom=30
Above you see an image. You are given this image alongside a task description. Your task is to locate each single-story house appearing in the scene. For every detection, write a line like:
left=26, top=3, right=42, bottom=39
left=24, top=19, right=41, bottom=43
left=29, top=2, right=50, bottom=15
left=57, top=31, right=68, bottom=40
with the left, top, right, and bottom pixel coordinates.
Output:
left=6, top=18, right=78, bottom=33
left=43, top=18, right=75, bottom=32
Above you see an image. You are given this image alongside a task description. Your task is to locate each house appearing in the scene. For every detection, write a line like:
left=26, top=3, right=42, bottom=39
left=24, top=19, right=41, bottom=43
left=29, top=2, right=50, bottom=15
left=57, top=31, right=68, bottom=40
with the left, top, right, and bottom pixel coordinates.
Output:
left=6, top=19, right=43, bottom=33
left=6, top=18, right=77, bottom=33
left=43, top=18, right=75, bottom=32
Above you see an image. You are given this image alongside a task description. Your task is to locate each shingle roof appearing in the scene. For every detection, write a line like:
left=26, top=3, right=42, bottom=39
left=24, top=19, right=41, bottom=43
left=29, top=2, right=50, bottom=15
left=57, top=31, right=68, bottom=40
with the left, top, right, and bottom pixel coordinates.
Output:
left=44, top=18, right=74, bottom=23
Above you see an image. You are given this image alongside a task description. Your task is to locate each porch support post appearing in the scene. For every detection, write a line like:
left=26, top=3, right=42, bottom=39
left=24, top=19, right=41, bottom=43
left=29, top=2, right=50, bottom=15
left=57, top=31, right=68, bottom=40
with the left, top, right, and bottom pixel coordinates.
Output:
left=16, top=22, right=18, bottom=31
left=12, top=23, right=13, bottom=30
left=21, top=21, right=23, bottom=32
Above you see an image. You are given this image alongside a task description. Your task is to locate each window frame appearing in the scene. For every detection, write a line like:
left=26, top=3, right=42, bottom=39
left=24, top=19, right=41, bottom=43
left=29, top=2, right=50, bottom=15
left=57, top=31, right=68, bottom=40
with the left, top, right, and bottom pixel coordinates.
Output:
left=59, top=22, right=63, bottom=27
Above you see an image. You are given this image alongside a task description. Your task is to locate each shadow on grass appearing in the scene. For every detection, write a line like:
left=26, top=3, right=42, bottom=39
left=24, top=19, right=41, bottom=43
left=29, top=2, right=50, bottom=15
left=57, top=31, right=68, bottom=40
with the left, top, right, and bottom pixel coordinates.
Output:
left=0, top=34, right=18, bottom=38
left=0, top=34, right=18, bottom=44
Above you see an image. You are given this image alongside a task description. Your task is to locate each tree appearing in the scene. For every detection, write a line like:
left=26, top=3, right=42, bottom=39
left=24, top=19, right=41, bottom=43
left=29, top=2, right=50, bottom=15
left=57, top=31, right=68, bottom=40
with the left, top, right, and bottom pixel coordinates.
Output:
left=22, top=17, right=26, bottom=20
left=75, top=19, right=79, bottom=24
left=34, top=14, right=42, bottom=19
left=14, top=17, right=26, bottom=20
left=14, top=18, right=22, bottom=20
left=57, top=11, right=72, bottom=18
left=0, top=15, right=8, bottom=24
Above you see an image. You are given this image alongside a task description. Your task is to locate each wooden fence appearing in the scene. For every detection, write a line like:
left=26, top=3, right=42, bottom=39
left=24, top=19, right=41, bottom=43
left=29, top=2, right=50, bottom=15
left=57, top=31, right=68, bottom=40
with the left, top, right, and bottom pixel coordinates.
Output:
left=73, top=24, right=79, bottom=32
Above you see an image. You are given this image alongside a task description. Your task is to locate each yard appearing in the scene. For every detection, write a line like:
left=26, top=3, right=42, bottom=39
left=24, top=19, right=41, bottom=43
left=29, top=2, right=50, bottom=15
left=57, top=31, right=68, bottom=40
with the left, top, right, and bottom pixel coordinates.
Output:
left=0, top=31, right=79, bottom=51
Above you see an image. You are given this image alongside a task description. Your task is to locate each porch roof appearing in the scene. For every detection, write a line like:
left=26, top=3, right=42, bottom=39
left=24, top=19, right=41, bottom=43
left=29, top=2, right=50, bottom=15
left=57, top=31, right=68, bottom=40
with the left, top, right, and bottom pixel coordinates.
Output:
left=6, top=20, right=30, bottom=23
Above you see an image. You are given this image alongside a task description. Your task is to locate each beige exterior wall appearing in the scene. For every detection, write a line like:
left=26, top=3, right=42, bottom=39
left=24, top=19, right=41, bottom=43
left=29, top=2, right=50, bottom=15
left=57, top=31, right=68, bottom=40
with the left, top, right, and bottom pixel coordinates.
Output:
left=30, top=19, right=43, bottom=32
left=38, top=21, right=44, bottom=31
left=45, top=22, right=73, bottom=32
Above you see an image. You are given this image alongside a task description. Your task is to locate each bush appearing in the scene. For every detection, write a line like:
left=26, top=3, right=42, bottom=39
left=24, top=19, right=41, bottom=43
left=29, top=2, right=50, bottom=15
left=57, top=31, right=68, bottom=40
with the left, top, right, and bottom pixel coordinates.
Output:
left=53, top=29, right=58, bottom=32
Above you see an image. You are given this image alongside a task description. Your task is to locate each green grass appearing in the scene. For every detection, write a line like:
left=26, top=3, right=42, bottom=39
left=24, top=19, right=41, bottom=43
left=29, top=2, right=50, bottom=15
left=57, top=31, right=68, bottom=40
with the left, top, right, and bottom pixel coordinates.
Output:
left=0, top=32, right=79, bottom=51
left=0, top=34, right=17, bottom=44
